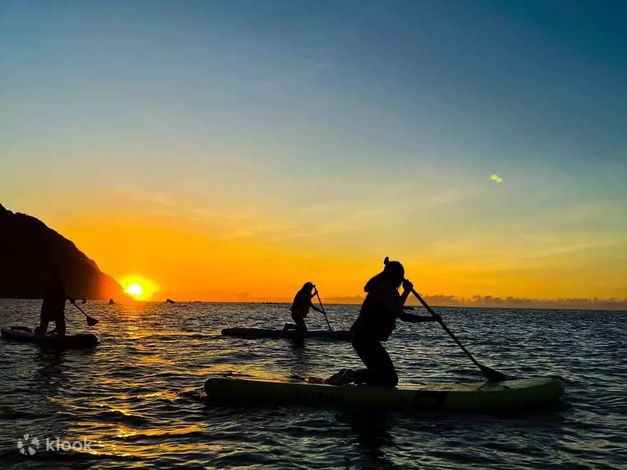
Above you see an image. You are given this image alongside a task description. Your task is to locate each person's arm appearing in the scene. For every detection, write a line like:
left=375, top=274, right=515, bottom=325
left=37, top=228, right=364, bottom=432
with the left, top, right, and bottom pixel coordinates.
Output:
left=308, top=287, right=323, bottom=312
left=397, top=280, right=440, bottom=323
left=401, top=279, right=414, bottom=313
left=379, top=283, right=407, bottom=319
left=399, top=280, right=412, bottom=307
left=310, top=303, right=323, bottom=313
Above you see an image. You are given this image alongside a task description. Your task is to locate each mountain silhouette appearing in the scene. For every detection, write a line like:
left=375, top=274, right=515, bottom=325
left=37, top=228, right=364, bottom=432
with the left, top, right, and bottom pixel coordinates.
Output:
left=0, top=204, right=126, bottom=300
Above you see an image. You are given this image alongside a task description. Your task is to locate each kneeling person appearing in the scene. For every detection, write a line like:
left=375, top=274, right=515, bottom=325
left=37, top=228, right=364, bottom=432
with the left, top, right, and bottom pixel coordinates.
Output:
left=326, top=258, right=438, bottom=387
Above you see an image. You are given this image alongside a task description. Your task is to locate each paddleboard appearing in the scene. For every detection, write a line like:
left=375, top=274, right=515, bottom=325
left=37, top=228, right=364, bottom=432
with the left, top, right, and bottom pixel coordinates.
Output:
left=204, top=376, right=564, bottom=413
left=1, top=326, right=98, bottom=349
left=221, top=328, right=350, bottom=340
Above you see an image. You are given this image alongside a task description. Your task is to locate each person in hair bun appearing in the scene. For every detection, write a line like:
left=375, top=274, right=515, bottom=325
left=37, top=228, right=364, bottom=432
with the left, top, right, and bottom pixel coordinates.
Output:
left=326, top=257, right=437, bottom=386
left=283, top=282, right=323, bottom=332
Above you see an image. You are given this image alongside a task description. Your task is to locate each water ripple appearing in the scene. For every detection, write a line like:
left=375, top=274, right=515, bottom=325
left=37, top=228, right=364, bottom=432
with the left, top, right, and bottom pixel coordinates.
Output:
left=0, top=300, right=625, bottom=468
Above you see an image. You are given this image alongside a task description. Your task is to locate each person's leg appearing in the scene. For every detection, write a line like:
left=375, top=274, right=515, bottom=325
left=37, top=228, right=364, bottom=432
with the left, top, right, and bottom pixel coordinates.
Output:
left=35, top=320, right=49, bottom=335
left=35, top=313, right=50, bottom=335
left=324, top=338, right=362, bottom=384
left=350, top=336, right=374, bottom=384
left=325, top=368, right=355, bottom=385
left=352, top=336, right=397, bottom=387
left=326, top=336, right=398, bottom=386
left=291, top=311, right=307, bottom=332
left=294, top=317, right=307, bottom=332
left=55, top=317, right=66, bottom=336
left=367, top=342, right=398, bottom=387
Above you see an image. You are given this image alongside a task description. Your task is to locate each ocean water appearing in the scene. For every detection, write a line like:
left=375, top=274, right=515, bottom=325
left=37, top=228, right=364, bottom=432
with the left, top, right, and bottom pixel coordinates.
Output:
left=0, top=299, right=625, bottom=469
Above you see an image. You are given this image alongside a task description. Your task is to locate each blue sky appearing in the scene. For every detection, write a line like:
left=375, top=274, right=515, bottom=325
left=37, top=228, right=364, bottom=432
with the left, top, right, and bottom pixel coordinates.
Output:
left=1, top=0, right=626, bottom=301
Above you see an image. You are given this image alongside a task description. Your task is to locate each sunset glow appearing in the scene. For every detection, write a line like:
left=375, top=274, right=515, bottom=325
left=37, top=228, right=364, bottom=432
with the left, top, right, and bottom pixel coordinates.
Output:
left=1, top=2, right=625, bottom=307
left=126, top=283, right=143, bottom=297
left=120, top=276, right=159, bottom=301
left=2, top=4, right=626, bottom=469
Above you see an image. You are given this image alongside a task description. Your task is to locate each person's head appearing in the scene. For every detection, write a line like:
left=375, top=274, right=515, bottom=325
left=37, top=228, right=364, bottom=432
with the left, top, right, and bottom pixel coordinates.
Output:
left=382, top=257, right=405, bottom=287
left=301, top=282, right=315, bottom=293
left=364, top=257, right=405, bottom=292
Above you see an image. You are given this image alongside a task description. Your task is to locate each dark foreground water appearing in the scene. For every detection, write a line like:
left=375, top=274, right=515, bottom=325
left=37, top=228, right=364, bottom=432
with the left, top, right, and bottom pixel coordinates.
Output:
left=0, top=300, right=625, bottom=469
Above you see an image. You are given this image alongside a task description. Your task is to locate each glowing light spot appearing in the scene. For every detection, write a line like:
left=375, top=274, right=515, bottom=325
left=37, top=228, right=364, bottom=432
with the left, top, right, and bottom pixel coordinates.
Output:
left=490, top=174, right=503, bottom=183
left=119, top=275, right=159, bottom=301
left=126, top=283, right=143, bottom=297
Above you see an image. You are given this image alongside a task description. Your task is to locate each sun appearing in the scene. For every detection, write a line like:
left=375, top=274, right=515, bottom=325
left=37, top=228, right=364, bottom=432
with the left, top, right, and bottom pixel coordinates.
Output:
left=119, top=275, right=159, bottom=301
left=126, top=283, right=143, bottom=297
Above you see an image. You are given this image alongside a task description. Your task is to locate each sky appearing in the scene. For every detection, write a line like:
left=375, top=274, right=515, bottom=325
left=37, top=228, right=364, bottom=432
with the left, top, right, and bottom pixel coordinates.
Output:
left=1, top=0, right=626, bottom=304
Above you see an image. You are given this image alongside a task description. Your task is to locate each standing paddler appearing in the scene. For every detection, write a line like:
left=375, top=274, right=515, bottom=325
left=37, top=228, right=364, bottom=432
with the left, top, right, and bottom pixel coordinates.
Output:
left=283, top=282, right=324, bottom=332
left=325, top=257, right=438, bottom=386
left=34, top=264, right=75, bottom=336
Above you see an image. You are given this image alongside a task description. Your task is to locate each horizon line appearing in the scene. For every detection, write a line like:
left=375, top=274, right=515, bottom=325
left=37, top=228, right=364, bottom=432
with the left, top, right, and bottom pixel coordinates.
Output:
left=2, top=297, right=626, bottom=312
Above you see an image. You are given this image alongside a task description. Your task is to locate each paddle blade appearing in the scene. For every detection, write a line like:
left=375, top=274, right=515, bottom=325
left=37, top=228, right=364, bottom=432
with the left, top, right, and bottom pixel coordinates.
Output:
left=480, top=364, right=508, bottom=382
left=86, top=316, right=99, bottom=326
left=306, top=377, right=325, bottom=384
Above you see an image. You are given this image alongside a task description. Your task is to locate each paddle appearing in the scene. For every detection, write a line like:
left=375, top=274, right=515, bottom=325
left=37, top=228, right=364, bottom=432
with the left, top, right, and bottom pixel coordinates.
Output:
left=408, top=285, right=507, bottom=382
left=314, top=288, right=333, bottom=332
left=71, top=301, right=99, bottom=326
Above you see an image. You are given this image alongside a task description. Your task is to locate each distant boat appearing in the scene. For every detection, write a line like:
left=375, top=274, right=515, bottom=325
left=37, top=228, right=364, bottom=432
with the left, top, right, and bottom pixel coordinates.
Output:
left=165, top=298, right=176, bottom=304
left=108, top=298, right=115, bottom=305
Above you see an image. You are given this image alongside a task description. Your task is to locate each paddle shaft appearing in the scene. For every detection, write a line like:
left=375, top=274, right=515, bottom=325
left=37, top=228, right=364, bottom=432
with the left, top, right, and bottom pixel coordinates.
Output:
left=410, top=288, right=495, bottom=375
left=71, top=302, right=98, bottom=325
left=73, top=302, right=89, bottom=317
left=315, top=291, right=333, bottom=331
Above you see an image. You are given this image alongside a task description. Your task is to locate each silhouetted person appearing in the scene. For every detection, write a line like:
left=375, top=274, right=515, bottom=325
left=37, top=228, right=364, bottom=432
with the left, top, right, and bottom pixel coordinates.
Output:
left=81, top=299, right=87, bottom=304
left=326, top=257, right=438, bottom=387
left=35, top=265, right=75, bottom=336
left=108, top=298, right=115, bottom=305
left=283, top=282, right=323, bottom=332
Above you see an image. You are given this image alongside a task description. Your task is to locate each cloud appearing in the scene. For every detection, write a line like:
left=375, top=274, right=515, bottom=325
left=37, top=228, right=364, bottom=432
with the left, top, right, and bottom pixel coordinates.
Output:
left=421, top=294, right=627, bottom=310
left=323, top=293, right=627, bottom=310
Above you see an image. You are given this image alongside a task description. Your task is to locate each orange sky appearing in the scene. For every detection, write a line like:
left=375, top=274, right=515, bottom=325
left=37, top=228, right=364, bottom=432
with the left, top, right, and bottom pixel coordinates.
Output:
left=44, top=189, right=625, bottom=304
left=2, top=2, right=626, bottom=306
